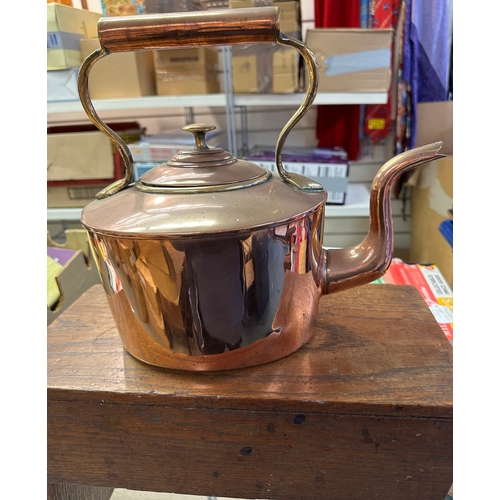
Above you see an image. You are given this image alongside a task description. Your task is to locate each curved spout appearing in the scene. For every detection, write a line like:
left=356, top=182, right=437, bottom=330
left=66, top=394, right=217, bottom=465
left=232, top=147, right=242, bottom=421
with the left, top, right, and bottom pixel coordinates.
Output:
left=320, top=142, right=446, bottom=295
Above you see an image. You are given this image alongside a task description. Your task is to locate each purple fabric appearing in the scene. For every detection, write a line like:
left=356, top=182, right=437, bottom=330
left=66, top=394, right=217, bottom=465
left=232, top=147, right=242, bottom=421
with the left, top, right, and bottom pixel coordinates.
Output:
left=402, top=0, right=451, bottom=148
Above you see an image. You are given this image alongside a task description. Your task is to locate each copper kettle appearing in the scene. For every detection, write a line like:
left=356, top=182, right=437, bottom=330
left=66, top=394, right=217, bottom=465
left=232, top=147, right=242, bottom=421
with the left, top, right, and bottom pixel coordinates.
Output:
left=79, top=7, right=444, bottom=371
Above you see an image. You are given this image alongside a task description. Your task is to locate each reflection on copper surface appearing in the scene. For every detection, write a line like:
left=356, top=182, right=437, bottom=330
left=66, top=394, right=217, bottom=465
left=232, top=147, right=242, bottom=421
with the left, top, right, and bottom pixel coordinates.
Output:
left=87, top=210, right=324, bottom=370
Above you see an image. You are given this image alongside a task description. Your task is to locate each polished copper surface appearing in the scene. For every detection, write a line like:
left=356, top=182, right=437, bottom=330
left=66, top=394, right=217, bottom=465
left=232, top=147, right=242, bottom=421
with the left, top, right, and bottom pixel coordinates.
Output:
left=78, top=7, right=447, bottom=371
left=81, top=174, right=326, bottom=237
left=87, top=211, right=324, bottom=370
left=98, top=7, right=280, bottom=52
left=138, top=125, right=270, bottom=189
left=320, top=142, right=446, bottom=294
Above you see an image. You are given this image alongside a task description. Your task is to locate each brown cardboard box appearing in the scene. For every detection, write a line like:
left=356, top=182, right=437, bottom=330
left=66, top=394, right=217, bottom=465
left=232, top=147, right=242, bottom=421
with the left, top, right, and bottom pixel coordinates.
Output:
left=47, top=131, right=115, bottom=182
left=80, top=38, right=156, bottom=99
left=232, top=52, right=262, bottom=93
left=230, top=0, right=300, bottom=94
left=154, top=48, right=220, bottom=95
left=413, top=101, right=453, bottom=155
left=408, top=101, right=453, bottom=288
left=232, top=43, right=299, bottom=93
left=273, top=0, right=300, bottom=34
left=47, top=184, right=110, bottom=208
left=47, top=230, right=101, bottom=325
left=47, top=3, right=101, bottom=70
left=305, top=28, right=393, bottom=93
left=272, top=46, right=299, bottom=93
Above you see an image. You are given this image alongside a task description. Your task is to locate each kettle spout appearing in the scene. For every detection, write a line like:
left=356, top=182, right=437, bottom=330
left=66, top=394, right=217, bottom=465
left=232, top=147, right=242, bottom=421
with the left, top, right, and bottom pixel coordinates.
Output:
left=320, top=142, right=446, bottom=295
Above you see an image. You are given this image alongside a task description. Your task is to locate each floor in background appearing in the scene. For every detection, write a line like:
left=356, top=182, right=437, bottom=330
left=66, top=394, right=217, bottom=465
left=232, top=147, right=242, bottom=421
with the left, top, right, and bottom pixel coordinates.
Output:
left=111, top=488, right=453, bottom=500
left=111, top=491, right=249, bottom=500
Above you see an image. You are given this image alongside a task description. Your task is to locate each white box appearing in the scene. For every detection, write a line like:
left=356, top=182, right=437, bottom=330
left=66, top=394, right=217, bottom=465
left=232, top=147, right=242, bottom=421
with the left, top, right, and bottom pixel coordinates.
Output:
left=47, top=68, right=80, bottom=102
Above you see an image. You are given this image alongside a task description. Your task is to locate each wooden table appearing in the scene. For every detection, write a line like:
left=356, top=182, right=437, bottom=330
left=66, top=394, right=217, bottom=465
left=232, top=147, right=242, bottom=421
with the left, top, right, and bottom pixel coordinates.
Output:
left=47, top=284, right=453, bottom=500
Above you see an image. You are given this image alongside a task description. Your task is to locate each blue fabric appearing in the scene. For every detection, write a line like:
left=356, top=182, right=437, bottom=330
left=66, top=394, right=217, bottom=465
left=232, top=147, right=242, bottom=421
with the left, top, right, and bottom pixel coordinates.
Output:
left=326, top=49, right=391, bottom=76
left=402, top=0, right=451, bottom=148
left=439, top=219, right=453, bottom=249
left=360, top=0, right=370, bottom=28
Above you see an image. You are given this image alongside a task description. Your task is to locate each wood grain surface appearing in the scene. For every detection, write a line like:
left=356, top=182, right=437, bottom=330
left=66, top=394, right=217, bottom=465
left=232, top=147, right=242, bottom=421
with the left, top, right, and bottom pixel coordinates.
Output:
left=48, top=284, right=452, bottom=499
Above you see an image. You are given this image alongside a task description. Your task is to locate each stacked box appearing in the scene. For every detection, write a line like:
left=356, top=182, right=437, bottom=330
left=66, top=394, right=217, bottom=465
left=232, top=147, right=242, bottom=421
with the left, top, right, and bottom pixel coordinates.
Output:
left=304, top=28, right=393, bottom=93
left=244, top=145, right=349, bottom=205
left=154, top=47, right=221, bottom=95
left=47, top=123, right=144, bottom=208
left=47, top=3, right=101, bottom=70
left=230, top=0, right=301, bottom=94
left=80, top=38, right=157, bottom=99
left=143, top=0, right=193, bottom=12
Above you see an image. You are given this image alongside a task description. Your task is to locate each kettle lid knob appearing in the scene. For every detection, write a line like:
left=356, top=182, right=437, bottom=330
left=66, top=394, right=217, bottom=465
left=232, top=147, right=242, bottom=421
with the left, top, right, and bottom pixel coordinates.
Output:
left=183, top=123, right=216, bottom=152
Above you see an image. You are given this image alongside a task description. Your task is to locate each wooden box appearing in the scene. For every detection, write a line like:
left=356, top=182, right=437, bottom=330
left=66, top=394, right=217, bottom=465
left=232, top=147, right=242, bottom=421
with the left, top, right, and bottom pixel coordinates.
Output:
left=48, top=284, right=452, bottom=499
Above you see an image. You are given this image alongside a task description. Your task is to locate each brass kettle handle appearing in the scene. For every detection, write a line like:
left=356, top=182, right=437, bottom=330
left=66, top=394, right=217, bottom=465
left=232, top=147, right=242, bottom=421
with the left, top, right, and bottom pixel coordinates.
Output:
left=77, top=7, right=320, bottom=199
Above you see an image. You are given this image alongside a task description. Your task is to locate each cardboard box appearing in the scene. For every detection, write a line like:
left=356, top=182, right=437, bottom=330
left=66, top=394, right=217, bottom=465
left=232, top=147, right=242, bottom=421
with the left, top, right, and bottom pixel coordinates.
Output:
left=230, top=0, right=299, bottom=32
left=244, top=146, right=349, bottom=204
left=230, top=0, right=300, bottom=94
left=80, top=38, right=156, bottom=99
left=305, top=28, right=393, bottom=93
left=47, top=230, right=102, bottom=325
left=407, top=101, right=453, bottom=288
left=274, top=0, right=300, bottom=34
left=371, top=258, right=453, bottom=343
left=47, top=68, right=79, bottom=102
left=408, top=156, right=453, bottom=288
left=272, top=45, right=299, bottom=93
left=47, top=131, right=115, bottom=182
left=47, top=3, right=102, bottom=70
left=144, top=0, right=194, bottom=12
left=154, top=48, right=220, bottom=95
left=47, top=183, right=110, bottom=208
left=47, top=122, right=143, bottom=187
left=232, top=42, right=299, bottom=94
left=228, top=0, right=268, bottom=7
left=413, top=101, right=453, bottom=155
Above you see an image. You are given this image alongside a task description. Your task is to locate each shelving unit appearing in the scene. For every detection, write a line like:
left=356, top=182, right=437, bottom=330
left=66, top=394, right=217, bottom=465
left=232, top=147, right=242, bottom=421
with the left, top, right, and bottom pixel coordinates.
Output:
left=47, top=91, right=388, bottom=124
left=47, top=87, right=384, bottom=224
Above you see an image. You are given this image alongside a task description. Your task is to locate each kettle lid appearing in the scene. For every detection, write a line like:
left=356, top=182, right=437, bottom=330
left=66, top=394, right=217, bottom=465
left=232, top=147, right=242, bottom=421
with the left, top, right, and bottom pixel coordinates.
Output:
left=137, top=124, right=270, bottom=192
left=81, top=123, right=327, bottom=238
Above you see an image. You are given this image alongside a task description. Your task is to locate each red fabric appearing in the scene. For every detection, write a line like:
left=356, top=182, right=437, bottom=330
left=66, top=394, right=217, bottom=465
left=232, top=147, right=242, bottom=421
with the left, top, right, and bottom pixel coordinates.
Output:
left=363, top=0, right=401, bottom=143
left=314, top=1, right=361, bottom=161
left=315, top=0, right=361, bottom=28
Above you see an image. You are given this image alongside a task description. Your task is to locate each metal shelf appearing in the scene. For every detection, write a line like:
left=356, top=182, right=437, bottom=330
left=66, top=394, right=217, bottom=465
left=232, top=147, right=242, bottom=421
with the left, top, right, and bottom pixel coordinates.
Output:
left=47, top=91, right=388, bottom=124
left=234, top=92, right=388, bottom=107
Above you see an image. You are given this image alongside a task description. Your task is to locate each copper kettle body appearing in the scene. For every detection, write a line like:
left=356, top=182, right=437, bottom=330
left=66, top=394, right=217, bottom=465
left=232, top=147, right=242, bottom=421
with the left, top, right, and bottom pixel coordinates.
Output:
left=79, top=8, right=444, bottom=371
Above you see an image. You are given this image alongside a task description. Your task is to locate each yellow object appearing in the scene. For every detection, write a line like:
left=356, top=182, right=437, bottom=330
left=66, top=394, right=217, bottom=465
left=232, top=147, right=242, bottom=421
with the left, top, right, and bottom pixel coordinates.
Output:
left=47, top=256, right=64, bottom=308
left=47, top=3, right=101, bottom=69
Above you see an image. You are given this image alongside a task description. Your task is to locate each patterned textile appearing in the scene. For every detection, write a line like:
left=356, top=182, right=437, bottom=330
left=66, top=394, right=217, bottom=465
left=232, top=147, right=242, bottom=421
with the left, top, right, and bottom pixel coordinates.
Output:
left=402, top=0, right=451, bottom=149
left=395, top=0, right=410, bottom=155
left=363, top=0, right=401, bottom=145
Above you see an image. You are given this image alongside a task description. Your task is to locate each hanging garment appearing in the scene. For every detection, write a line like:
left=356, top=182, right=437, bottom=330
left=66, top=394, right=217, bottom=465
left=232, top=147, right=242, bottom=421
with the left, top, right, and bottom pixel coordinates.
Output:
left=402, top=0, right=451, bottom=149
left=395, top=0, right=410, bottom=155
left=314, top=0, right=361, bottom=161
